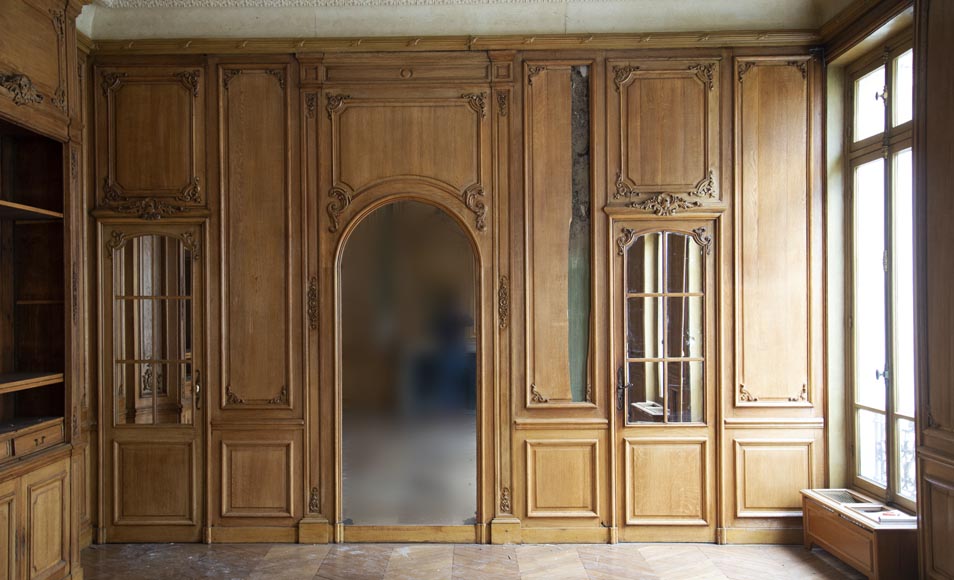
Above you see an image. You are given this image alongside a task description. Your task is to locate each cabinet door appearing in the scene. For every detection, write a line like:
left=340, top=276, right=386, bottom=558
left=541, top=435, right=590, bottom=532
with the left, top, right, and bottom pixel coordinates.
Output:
left=0, top=479, right=16, bottom=580
left=21, top=459, right=69, bottom=580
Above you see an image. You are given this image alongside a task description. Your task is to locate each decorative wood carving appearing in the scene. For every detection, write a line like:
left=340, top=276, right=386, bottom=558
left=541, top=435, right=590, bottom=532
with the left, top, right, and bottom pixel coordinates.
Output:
left=462, top=92, right=487, bottom=119
left=180, top=231, right=201, bottom=259
left=326, top=93, right=350, bottom=120
left=225, top=385, right=288, bottom=406
left=222, top=68, right=241, bottom=89
left=787, top=60, right=808, bottom=80
left=500, top=486, right=512, bottom=513
left=527, top=64, right=546, bottom=85
left=309, top=487, right=320, bottom=513
left=614, top=171, right=634, bottom=200
left=689, top=63, right=715, bottom=90
left=738, top=384, right=758, bottom=402
left=737, top=61, right=756, bottom=83
left=630, top=192, right=701, bottom=216
left=305, top=92, right=318, bottom=118
left=49, top=9, right=65, bottom=40
left=0, top=73, right=44, bottom=105
left=585, top=384, right=592, bottom=403
left=496, top=90, right=508, bottom=116
left=51, top=87, right=66, bottom=112
left=462, top=184, right=488, bottom=232
left=175, top=70, right=201, bottom=97
left=788, top=384, right=808, bottom=402
left=70, top=148, right=78, bottom=181
left=691, top=170, right=716, bottom=198
left=530, top=384, right=548, bottom=403
left=103, top=177, right=199, bottom=220
left=105, top=230, right=201, bottom=260
left=265, top=68, right=286, bottom=91
left=616, top=227, right=637, bottom=256
left=691, top=227, right=713, bottom=255
left=101, top=71, right=127, bottom=96
left=613, top=65, right=640, bottom=91
left=307, top=276, right=318, bottom=331
left=326, top=186, right=352, bottom=233
left=105, top=230, right=129, bottom=258
left=71, top=263, right=78, bottom=325
left=498, top=275, right=509, bottom=330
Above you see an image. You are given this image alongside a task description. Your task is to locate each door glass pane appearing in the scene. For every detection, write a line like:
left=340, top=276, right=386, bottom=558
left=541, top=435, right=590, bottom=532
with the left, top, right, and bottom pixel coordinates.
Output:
left=854, top=66, right=885, bottom=142
left=857, top=409, right=887, bottom=487
left=854, top=158, right=887, bottom=411
left=896, top=417, right=917, bottom=500
left=666, top=296, right=703, bottom=359
left=568, top=64, right=592, bottom=403
left=114, top=362, right=193, bottom=425
left=111, top=234, right=194, bottom=426
left=627, top=361, right=664, bottom=423
left=665, top=232, right=704, bottom=294
left=665, top=361, right=703, bottom=422
left=893, top=149, right=916, bottom=418
left=893, top=49, right=913, bottom=127
left=626, top=233, right=662, bottom=294
left=627, top=297, right=661, bottom=359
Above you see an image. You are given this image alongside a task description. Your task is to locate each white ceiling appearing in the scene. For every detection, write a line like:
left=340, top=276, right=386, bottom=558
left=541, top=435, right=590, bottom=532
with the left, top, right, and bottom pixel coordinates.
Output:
left=78, top=0, right=856, bottom=40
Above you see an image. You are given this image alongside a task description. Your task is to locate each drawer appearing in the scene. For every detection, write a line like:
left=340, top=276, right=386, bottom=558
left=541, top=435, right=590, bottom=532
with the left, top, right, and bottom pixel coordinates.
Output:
left=0, top=439, right=11, bottom=463
left=13, top=423, right=63, bottom=457
left=805, top=500, right=874, bottom=575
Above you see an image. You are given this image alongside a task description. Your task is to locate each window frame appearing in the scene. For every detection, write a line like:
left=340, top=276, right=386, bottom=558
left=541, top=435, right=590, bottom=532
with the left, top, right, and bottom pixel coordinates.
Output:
left=845, top=30, right=916, bottom=512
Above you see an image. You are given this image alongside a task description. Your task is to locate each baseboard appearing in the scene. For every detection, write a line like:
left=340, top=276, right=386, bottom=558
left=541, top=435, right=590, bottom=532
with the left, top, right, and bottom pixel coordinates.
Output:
left=519, top=526, right=613, bottom=544
left=720, top=527, right=804, bottom=544
left=298, top=518, right=333, bottom=544
left=209, top=526, right=298, bottom=543
left=489, top=517, right=521, bottom=544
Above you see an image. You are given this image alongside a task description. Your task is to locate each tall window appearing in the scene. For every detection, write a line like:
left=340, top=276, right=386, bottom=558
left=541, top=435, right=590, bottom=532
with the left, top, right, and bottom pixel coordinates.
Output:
left=848, top=35, right=916, bottom=511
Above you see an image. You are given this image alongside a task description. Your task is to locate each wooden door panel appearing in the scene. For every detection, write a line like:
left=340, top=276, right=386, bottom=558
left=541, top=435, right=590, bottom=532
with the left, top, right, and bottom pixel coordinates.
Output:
left=0, top=479, right=16, bottom=580
left=21, top=458, right=69, bottom=580
left=218, top=64, right=299, bottom=413
left=624, top=437, right=707, bottom=525
left=95, top=65, right=205, bottom=219
left=112, top=440, right=195, bottom=525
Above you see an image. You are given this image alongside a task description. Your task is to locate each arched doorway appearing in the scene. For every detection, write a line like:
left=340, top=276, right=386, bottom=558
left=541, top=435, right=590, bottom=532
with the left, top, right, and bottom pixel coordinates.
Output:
left=339, top=200, right=479, bottom=537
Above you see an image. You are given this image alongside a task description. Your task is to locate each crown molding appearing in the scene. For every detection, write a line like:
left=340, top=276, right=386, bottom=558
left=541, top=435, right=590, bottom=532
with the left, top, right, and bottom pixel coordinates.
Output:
left=85, top=29, right=821, bottom=55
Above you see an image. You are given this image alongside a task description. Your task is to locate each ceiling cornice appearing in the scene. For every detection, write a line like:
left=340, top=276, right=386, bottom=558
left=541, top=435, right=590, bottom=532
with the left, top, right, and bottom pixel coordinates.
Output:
left=95, top=0, right=612, bottom=5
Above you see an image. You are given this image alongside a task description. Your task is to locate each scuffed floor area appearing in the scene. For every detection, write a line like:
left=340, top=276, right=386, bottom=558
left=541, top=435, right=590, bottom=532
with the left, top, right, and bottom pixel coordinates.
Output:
left=81, top=542, right=865, bottom=579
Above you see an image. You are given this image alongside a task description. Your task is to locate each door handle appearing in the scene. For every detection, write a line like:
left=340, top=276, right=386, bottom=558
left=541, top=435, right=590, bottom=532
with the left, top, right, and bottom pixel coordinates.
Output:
left=616, top=366, right=631, bottom=411
left=195, top=370, right=202, bottom=410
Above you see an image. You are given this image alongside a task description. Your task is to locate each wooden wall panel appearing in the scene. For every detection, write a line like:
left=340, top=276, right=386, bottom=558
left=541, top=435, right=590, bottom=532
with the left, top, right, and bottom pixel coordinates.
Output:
left=0, top=479, right=16, bottom=580
left=23, top=460, right=70, bottom=580
left=217, top=64, right=299, bottom=412
left=608, top=59, right=721, bottom=207
left=524, top=63, right=574, bottom=405
left=217, top=432, right=299, bottom=520
left=917, top=0, right=954, bottom=574
left=525, top=439, right=599, bottom=518
left=112, top=441, right=194, bottom=524
left=624, top=438, right=706, bottom=525
left=733, top=438, right=814, bottom=518
left=94, top=64, right=206, bottom=219
left=734, top=56, right=817, bottom=407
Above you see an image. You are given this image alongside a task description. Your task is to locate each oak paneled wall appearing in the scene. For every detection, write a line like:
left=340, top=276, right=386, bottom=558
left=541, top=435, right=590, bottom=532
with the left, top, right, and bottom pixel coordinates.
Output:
left=93, top=63, right=207, bottom=220
left=916, top=0, right=954, bottom=576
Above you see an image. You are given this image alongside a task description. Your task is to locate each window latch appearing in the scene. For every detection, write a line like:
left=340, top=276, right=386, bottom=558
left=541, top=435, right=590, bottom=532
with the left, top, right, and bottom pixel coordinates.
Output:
left=875, top=368, right=890, bottom=381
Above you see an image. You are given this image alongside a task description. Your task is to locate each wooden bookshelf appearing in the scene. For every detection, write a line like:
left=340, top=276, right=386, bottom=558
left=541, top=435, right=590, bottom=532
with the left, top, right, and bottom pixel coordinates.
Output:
left=0, top=372, right=65, bottom=396
left=0, top=199, right=64, bottom=221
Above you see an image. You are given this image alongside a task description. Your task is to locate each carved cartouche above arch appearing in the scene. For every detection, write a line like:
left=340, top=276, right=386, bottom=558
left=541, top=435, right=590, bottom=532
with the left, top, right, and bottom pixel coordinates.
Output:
left=105, top=230, right=201, bottom=260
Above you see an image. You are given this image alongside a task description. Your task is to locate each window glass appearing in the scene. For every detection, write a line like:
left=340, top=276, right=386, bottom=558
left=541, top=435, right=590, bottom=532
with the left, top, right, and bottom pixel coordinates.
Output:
left=854, top=66, right=886, bottom=141
left=893, top=149, right=916, bottom=418
left=893, top=50, right=914, bottom=127
left=897, top=417, right=917, bottom=500
left=857, top=409, right=887, bottom=486
left=853, top=158, right=887, bottom=411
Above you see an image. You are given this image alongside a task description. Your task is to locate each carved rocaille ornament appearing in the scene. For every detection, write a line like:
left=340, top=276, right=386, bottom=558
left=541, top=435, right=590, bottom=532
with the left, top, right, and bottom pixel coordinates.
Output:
left=101, top=71, right=127, bottom=96
left=462, top=92, right=487, bottom=119
left=738, top=384, right=758, bottom=402
left=326, top=186, right=352, bottom=233
left=617, top=169, right=716, bottom=202
left=0, top=73, right=44, bottom=106
left=307, top=276, right=319, bottom=330
left=225, top=384, right=288, bottom=406
left=102, top=175, right=202, bottom=220
left=498, top=275, right=509, bottom=330
left=613, top=65, right=640, bottom=91
left=106, top=230, right=201, bottom=260
left=326, top=93, right=350, bottom=120
left=689, top=62, right=716, bottom=91
left=787, top=60, right=808, bottom=80
left=616, top=227, right=637, bottom=256
left=737, top=61, right=756, bottom=83
left=500, top=487, right=512, bottom=513
left=529, top=384, right=548, bottom=403
left=305, top=92, right=318, bottom=118
left=175, top=69, right=201, bottom=96
left=527, top=64, right=546, bottom=85
left=462, top=184, right=487, bottom=232
left=691, top=226, right=713, bottom=255
left=496, top=91, right=508, bottom=116
left=309, top=487, right=320, bottom=512
left=631, top=192, right=701, bottom=216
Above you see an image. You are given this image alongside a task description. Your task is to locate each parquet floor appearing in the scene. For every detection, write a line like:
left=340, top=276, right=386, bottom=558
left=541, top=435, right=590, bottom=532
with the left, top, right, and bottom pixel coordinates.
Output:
left=81, top=542, right=865, bottom=579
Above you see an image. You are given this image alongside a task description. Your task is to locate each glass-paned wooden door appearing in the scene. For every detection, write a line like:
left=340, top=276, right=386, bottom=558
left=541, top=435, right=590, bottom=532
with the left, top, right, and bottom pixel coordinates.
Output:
left=613, top=219, right=717, bottom=542
left=101, top=223, right=204, bottom=542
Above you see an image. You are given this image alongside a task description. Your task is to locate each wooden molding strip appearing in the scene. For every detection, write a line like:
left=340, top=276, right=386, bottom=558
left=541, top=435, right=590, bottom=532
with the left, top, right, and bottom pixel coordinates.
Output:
left=84, top=30, right=821, bottom=55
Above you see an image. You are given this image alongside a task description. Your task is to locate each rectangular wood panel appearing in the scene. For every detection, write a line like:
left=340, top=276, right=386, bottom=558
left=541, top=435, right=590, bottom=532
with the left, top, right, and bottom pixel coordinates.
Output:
left=734, top=57, right=815, bottom=406
left=0, top=479, right=15, bottom=580
left=525, top=439, right=598, bottom=518
left=22, top=458, right=69, bottom=580
left=219, top=64, right=297, bottom=411
left=113, top=441, right=194, bottom=525
left=525, top=64, right=573, bottom=403
left=624, top=438, right=707, bottom=525
left=734, top=438, right=813, bottom=518
left=221, top=439, right=294, bottom=518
